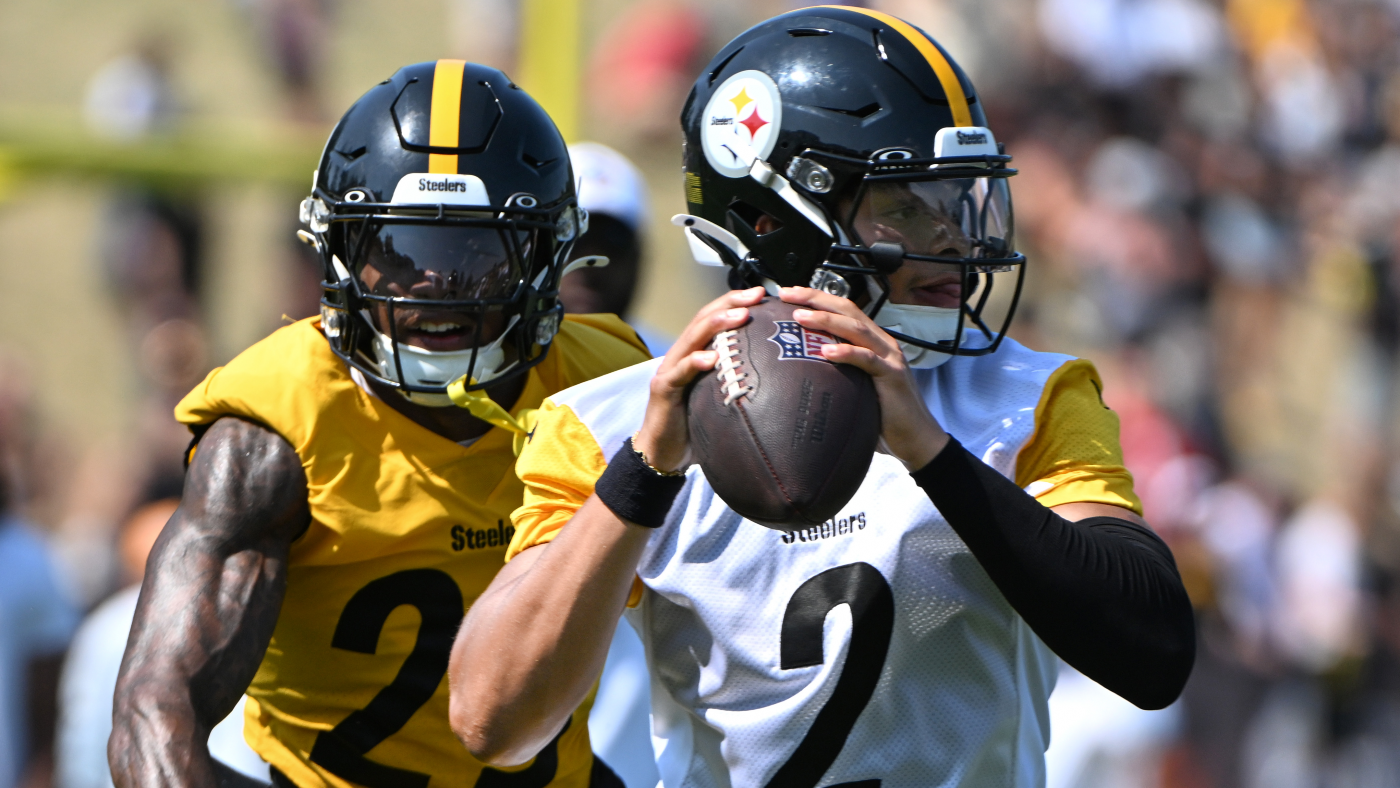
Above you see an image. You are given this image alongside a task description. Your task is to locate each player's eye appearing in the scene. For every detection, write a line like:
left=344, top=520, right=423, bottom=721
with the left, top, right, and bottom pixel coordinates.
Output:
left=881, top=203, right=923, bottom=221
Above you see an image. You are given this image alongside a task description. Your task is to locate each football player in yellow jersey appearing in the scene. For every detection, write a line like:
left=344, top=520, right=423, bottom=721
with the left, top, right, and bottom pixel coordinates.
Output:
left=109, top=61, right=649, bottom=788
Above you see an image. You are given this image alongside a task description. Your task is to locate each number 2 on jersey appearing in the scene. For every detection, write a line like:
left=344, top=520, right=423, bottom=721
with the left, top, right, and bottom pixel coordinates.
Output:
left=765, top=562, right=894, bottom=788
left=308, top=569, right=569, bottom=788
left=309, top=569, right=463, bottom=788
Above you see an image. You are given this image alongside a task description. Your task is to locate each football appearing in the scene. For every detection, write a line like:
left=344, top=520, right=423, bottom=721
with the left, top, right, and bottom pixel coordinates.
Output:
left=686, top=298, right=882, bottom=531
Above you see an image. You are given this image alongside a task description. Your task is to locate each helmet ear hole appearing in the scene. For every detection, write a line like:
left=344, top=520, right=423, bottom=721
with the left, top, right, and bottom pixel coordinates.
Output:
left=727, top=201, right=782, bottom=236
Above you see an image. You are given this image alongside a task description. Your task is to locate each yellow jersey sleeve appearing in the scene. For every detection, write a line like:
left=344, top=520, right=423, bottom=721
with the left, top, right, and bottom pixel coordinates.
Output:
left=507, top=400, right=608, bottom=561
left=507, top=398, right=646, bottom=606
left=549, top=314, right=651, bottom=385
left=1014, top=359, right=1143, bottom=515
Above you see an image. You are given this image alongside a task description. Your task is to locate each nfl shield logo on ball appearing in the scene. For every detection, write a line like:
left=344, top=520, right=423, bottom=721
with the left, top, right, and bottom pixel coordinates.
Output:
left=769, top=321, right=835, bottom=362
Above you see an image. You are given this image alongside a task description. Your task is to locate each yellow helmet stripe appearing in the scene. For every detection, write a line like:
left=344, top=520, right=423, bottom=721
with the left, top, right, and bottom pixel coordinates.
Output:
left=807, top=6, right=973, bottom=127
left=429, top=59, right=467, bottom=174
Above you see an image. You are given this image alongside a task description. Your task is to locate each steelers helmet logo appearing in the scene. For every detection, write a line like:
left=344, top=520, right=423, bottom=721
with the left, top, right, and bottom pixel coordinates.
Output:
left=702, top=70, right=783, bottom=179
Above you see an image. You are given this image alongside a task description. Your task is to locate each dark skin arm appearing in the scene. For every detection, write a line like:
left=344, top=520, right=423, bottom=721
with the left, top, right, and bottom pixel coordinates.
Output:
left=110, top=417, right=310, bottom=788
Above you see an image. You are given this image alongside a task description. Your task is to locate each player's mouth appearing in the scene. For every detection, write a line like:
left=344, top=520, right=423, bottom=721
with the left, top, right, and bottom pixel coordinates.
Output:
left=398, top=314, right=479, bottom=351
left=908, top=275, right=963, bottom=309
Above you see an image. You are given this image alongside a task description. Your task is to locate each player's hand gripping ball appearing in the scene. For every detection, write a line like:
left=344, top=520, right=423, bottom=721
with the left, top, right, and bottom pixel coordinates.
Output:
left=686, top=298, right=881, bottom=530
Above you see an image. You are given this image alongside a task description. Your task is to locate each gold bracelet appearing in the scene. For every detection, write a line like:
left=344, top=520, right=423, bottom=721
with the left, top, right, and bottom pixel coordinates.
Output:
left=631, top=434, right=685, bottom=477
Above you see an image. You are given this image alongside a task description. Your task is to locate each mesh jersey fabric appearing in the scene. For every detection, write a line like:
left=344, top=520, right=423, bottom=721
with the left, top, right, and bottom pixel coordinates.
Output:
left=1015, top=359, right=1140, bottom=513
left=507, top=348, right=1140, bottom=563
left=174, top=315, right=649, bottom=788
left=507, top=338, right=1142, bottom=788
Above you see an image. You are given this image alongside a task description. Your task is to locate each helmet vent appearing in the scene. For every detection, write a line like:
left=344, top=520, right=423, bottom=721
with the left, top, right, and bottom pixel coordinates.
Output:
left=336, top=146, right=367, bottom=161
left=708, top=46, right=744, bottom=86
left=870, top=29, right=978, bottom=108
left=818, top=102, right=882, bottom=120
left=787, top=27, right=832, bottom=36
left=521, top=152, right=557, bottom=169
left=391, top=75, right=504, bottom=154
left=872, top=29, right=889, bottom=62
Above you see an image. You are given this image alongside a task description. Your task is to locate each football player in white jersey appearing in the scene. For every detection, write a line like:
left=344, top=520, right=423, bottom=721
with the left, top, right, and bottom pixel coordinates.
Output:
left=448, top=8, right=1196, bottom=788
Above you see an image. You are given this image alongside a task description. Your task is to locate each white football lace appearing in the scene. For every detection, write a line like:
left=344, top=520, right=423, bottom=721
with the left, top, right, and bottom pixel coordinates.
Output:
left=712, top=330, right=753, bottom=406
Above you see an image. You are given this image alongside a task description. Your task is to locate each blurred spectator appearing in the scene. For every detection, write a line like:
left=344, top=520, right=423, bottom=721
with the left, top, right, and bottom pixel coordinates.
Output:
left=283, top=219, right=326, bottom=322
left=970, top=0, right=1400, bottom=784
left=564, top=141, right=673, bottom=355
left=1272, top=500, right=1364, bottom=672
left=0, top=468, right=79, bottom=788
left=229, top=0, right=334, bottom=123
left=82, top=36, right=177, bottom=141
left=1046, top=664, right=1181, bottom=788
left=448, top=0, right=518, bottom=73
left=55, top=494, right=267, bottom=788
left=586, top=1, right=707, bottom=142
left=1038, top=0, right=1226, bottom=87
left=1255, top=43, right=1344, bottom=165
left=99, top=195, right=203, bottom=332
left=65, top=48, right=216, bottom=611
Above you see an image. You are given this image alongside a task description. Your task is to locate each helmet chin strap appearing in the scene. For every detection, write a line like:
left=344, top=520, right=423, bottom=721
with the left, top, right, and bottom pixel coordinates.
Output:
left=746, top=158, right=834, bottom=238
left=445, top=377, right=540, bottom=455
left=671, top=214, right=747, bottom=267
left=726, top=136, right=843, bottom=241
left=560, top=255, right=610, bottom=277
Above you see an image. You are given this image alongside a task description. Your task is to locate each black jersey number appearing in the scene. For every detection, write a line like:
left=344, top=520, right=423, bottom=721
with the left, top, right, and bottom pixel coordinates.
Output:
left=765, top=562, right=894, bottom=788
left=309, top=569, right=464, bottom=788
left=473, top=718, right=570, bottom=788
left=307, top=569, right=570, bottom=788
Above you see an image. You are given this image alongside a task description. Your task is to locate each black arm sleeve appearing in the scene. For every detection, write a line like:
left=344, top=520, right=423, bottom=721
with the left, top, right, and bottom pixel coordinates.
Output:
left=910, top=437, right=1195, bottom=709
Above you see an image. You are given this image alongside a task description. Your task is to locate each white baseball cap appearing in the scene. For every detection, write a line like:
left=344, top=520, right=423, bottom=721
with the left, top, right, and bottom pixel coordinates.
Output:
left=568, top=141, right=650, bottom=233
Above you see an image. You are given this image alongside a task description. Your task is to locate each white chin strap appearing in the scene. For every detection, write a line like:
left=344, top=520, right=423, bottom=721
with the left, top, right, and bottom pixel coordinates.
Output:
left=370, top=317, right=517, bottom=407
left=874, top=302, right=961, bottom=369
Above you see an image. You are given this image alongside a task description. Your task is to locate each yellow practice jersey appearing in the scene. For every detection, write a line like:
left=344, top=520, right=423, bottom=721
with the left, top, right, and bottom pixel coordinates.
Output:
left=175, top=316, right=649, bottom=788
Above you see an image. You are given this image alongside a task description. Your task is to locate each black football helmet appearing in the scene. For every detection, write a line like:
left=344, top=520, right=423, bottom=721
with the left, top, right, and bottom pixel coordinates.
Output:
left=678, top=6, right=1025, bottom=358
left=300, top=60, right=585, bottom=405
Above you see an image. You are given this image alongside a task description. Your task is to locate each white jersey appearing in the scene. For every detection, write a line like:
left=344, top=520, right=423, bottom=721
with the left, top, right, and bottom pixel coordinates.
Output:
left=509, top=338, right=1140, bottom=788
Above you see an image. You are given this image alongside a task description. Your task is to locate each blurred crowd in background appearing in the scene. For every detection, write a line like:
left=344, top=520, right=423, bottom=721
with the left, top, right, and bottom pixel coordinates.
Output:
left=4, top=0, right=1400, bottom=787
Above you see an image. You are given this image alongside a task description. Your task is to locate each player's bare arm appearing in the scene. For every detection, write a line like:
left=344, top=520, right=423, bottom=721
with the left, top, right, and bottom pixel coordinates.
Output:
left=448, top=287, right=763, bottom=765
left=110, top=417, right=309, bottom=788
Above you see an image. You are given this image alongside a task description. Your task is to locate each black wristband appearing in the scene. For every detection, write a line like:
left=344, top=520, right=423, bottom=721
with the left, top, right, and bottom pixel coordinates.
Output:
left=594, top=438, right=688, bottom=528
